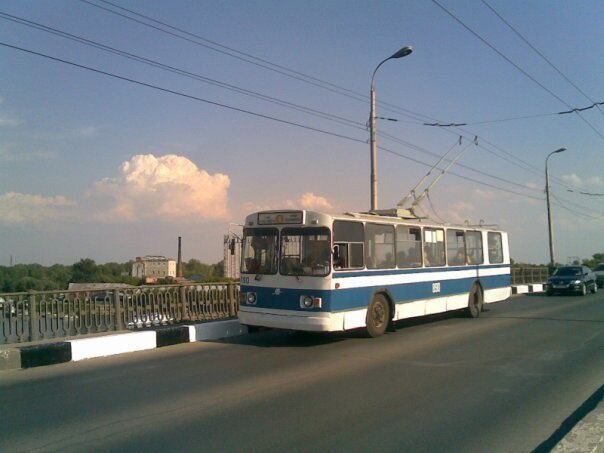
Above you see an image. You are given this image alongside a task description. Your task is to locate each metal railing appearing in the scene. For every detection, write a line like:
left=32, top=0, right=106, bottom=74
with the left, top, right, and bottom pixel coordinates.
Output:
left=0, top=283, right=239, bottom=345
left=511, top=267, right=550, bottom=285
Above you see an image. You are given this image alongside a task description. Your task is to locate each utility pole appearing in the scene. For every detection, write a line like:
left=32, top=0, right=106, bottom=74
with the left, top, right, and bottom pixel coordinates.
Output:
left=545, top=147, right=567, bottom=268
left=369, top=45, right=413, bottom=211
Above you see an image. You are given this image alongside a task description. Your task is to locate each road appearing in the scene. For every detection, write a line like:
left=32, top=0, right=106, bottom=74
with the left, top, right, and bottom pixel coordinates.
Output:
left=1, top=292, right=603, bottom=452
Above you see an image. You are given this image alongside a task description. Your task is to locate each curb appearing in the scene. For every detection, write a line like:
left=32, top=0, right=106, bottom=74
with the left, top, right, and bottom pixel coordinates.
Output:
left=0, top=319, right=247, bottom=371
left=511, top=284, right=546, bottom=295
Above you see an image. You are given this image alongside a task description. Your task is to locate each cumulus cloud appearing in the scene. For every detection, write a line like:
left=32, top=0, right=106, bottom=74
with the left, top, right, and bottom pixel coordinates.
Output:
left=93, top=154, right=230, bottom=222
left=296, top=192, right=333, bottom=210
left=241, top=192, right=335, bottom=217
left=0, top=192, right=76, bottom=225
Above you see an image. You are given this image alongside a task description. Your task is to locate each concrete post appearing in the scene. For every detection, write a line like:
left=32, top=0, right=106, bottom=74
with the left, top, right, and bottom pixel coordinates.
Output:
left=28, top=292, right=39, bottom=342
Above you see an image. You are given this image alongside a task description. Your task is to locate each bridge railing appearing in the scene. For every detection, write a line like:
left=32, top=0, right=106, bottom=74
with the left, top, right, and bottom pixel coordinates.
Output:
left=0, top=283, right=239, bottom=345
left=511, top=267, right=550, bottom=285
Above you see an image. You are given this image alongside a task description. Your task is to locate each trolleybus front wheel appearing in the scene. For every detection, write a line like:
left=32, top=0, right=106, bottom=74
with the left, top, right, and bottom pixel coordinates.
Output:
left=366, top=294, right=389, bottom=338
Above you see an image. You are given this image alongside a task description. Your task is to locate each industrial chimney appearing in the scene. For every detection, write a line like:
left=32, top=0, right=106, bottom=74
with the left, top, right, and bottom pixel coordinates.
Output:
left=177, top=236, right=183, bottom=278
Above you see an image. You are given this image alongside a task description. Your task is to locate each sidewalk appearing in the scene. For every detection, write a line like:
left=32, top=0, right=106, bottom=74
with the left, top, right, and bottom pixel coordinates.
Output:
left=0, top=318, right=247, bottom=371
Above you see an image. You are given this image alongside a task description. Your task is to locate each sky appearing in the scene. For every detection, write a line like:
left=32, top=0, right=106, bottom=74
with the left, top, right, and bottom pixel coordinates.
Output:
left=0, top=0, right=603, bottom=266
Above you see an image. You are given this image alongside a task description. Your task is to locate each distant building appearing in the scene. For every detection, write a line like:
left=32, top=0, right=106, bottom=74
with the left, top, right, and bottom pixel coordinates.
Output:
left=223, top=234, right=241, bottom=279
left=131, top=256, right=176, bottom=281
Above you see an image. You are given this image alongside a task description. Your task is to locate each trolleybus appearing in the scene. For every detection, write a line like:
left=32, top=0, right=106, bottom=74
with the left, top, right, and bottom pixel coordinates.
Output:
left=238, top=210, right=511, bottom=337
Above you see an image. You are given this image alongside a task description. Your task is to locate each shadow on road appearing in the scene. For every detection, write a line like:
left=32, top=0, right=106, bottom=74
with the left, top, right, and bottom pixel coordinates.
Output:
left=487, top=315, right=604, bottom=323
left=216, top=310, right=470, bottom=348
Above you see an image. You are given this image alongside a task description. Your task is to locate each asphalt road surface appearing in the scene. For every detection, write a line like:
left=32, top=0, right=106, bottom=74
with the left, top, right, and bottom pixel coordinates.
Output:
left=1, top=292, right=603, bottom=452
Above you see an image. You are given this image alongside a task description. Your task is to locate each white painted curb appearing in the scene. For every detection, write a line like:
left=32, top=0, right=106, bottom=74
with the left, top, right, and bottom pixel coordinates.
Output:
left=512, top=285, right=529, bottom=294
left=529, top=284, right=544, bottom=293
left=187, top=319, right=248, bottom=341
left=70, top=331, right=157, bottom=362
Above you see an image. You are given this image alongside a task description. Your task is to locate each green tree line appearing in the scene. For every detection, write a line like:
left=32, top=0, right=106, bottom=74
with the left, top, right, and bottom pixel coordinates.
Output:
left=0, top=258, right=225, bottom=292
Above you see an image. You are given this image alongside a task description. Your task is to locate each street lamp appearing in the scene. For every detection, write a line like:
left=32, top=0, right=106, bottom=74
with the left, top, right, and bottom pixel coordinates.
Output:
left=369, top=45, right=413, bottom=212
left=545, top=147, right=567, bottom=268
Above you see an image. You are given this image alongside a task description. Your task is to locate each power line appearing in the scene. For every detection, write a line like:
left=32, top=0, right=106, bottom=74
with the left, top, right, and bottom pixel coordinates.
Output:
left=77, top=0, right=567, bottom=182
left=1, top=11, right=546, bottom=196
left=0, top=11, right=364, bottom=130
left=480, top=0, right=604, bottom=116
left=0, top=40, right=548, bottom=204
left=430, top=0, right=604, bottom=142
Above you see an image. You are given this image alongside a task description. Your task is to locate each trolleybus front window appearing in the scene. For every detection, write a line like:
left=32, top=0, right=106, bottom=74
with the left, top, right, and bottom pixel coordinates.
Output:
left=241, top=228, right=278, bottom=274
left=280, top=227, right=331, bottom=277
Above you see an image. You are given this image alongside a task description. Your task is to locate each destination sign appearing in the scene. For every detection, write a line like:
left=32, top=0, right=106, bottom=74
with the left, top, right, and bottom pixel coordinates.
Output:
left=257, top=211, right=303, bottom=225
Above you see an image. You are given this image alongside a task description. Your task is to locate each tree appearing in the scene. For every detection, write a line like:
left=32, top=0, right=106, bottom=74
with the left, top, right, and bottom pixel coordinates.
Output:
left=71, top=258, right=99, bottom=282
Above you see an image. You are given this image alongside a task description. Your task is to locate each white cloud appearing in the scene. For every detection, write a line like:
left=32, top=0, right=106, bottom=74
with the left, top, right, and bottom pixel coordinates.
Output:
left=77, top=126, right=99, bottom=138
left=0, top=192, right=76, bottom=225
left=526, top=182, right=538, bottom=190
left=297, top=192, right=333, bottom=210
left=561, top=173, right=604, bottom=188
left=241, top=192, right=335, bottom=217
left=93, top=154, right=230, bottom=222
left=0, top=115, right=20, bottom=127
left=0, top=147, right=58, bottom=162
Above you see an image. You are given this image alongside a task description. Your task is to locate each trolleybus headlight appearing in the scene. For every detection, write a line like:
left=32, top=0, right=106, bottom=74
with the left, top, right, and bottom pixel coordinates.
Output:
left=246, top=292, right=257, bottom=305
left=300, top=295, right=322, bottom=309
left=301, top=295, right=314, bottom=308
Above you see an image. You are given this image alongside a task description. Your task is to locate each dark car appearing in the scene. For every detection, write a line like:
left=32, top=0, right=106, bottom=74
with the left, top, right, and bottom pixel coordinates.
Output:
left=546, top=266, right=598, bottom=296
left=593, top=263, right=604, bottom=288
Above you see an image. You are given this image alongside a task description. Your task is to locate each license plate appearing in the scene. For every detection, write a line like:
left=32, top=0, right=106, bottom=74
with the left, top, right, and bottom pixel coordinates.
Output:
left=553, top=285, right=566, bottom=289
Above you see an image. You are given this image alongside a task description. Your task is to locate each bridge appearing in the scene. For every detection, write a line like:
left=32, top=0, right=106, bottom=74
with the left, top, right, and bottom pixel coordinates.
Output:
left=1, top=274, right=602, bottom=451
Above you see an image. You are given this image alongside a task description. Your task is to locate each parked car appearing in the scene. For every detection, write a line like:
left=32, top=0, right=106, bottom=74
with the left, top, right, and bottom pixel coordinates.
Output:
left=546, top=266, right=598, bottom=296
left=593, top=263, right=604, bottom=288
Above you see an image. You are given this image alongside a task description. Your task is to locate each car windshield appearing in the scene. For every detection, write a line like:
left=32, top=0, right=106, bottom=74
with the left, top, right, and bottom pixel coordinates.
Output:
left=241, top=228, right=279, bottom=274
left=553, top=267, right=582, bottom=276
left=280, top=227, right=331, bottom=276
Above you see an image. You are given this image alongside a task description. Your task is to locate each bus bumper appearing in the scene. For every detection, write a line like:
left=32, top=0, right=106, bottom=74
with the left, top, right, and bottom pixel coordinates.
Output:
left=238, top=306, right=342, bottom=332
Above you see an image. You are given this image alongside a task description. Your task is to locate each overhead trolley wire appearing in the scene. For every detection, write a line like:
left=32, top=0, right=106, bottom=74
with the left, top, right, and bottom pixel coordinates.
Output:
left=77, top=0, right=565, bottom=183
left=480, top=0, right=604, bottom=116
left=1, top=11, right=546, bottom=197
left=0, top=40, right=547, bottom=204
left=0, top=11, right=363, bottom=130
left=430, top=0, right=604, bottom=142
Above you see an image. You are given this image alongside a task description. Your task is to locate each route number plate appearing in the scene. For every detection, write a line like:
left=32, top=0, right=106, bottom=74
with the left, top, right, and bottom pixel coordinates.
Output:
left=432, top=282, right=441, bottom=293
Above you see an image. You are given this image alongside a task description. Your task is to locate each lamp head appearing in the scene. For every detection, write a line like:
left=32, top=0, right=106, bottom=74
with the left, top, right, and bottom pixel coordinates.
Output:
left=390, top=46, right=413, bottom=59
left=554, top=147, right=567, bottom=153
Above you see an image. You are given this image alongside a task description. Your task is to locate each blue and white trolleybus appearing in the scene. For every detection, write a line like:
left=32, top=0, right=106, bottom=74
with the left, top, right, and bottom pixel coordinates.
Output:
left=238, top=210, right=511, bottom=337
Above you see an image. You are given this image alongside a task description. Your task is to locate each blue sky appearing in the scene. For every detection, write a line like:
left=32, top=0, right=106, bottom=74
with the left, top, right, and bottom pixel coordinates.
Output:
left=0, top=0, right=603, bottom=265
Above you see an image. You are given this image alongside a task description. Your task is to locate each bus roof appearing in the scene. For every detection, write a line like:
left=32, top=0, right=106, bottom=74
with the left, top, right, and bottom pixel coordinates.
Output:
left=244, top=209, right=505, bottom=233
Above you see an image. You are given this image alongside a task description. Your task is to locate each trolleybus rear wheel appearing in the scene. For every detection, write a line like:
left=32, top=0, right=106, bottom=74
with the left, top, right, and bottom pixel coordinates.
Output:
left=466, top=285, right=483, bottom=318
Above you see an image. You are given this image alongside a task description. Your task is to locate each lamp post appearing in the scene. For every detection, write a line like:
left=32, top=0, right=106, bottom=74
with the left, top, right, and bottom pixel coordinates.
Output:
left=545, top=147, right=567, bottom=268
left=370, top=45, right=413, bottom=211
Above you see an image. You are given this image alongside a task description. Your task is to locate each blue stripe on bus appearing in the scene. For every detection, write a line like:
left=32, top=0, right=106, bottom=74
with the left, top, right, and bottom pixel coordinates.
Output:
left=241, top=273, right=511, bottom=312
left=333, top=264, right=510, bottom=279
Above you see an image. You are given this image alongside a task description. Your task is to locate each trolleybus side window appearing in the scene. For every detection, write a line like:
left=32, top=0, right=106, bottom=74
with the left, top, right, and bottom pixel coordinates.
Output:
left=365, top=223, right=395, bottom=269
left=241, top=228, right=279, bottom=274
left=447, top=229, right=466, bottom=266
left=396, top=225, right=422, bottom=268
left=280, top=227, right=331, bottom=276
left=488, top=232, right=504, bottom=264
left=423, top=228, right=446, bottom=267
left=333, top=221, right=364, bottom=270
left=466, top=231, right=484, bottom=265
